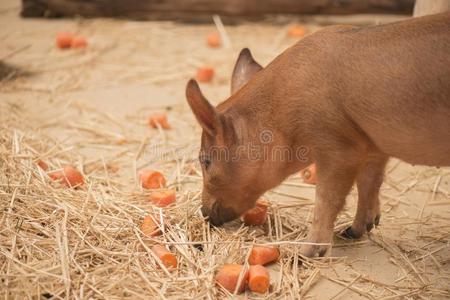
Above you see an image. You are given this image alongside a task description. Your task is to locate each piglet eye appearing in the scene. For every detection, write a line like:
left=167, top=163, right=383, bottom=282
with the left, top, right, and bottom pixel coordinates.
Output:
left=199, top=155, right=211, bottom=170
left=204, top=158, right=211, bottom=169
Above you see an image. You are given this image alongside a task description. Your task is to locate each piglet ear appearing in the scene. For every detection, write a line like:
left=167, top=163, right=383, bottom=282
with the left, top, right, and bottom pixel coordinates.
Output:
left=186, top=79, right=221, bottom=136
left=231, top=48, right=263, bottom=94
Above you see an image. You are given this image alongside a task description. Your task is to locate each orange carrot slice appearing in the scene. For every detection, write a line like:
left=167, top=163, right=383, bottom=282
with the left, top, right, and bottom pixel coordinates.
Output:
left=196, top=67, right=214, bottom=83
left=71, top=36, right=87, bottom=48
left=287, top=25, right=307, bottom=38
left=300, top=163, right=317, bottom=184
left=37, top=160, right=48, bottom=171
left=141, top=215, right=161, bottom=237
left=248, top=265, right=270, bottom=293
left=215, top=264, right=248, bottom=294
left=243, top=199, right=269, bottom=225
left=151, top=244, right=177, bottom=268
left=207, top=32, right=221, bottom=48
left=148, top=113, right=170, bottom=129
left=61, top=165, right=84, bottom=187
left=49, top=165, right=84, bottom=188
left=248, top=246, right=279, bottom=266
left=139, top=169, right=166, bottom=189
left=56, top=32, right=73, bottom=49
left=149, top=190, right=176, bottom=207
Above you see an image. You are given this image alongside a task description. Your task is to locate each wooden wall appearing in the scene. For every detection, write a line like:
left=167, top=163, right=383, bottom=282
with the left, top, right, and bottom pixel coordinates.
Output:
left=22, top=0, right=414, bottom=19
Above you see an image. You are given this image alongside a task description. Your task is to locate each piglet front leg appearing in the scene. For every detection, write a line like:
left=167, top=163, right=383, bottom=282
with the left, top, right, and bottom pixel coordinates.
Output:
left=300, top=156, right=360, bottom=257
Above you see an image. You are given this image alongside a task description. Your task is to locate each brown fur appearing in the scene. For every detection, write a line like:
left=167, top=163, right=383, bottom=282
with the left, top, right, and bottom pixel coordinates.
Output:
left=186, top=13, right=450, bottom=256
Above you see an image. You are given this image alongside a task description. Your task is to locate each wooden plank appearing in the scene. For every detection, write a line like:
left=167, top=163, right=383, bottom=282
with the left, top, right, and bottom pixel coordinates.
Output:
left=21, top=0, right=414, bottom=19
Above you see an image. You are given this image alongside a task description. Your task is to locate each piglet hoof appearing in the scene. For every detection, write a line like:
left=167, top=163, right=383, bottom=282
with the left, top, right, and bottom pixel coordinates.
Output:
left=341, top=226, right=363, bottom=239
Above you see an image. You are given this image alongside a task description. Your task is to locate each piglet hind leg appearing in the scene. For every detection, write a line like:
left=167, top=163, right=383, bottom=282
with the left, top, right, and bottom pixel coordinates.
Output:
left=300, top=156, right=360, bottom=258
left=342, top=155, right=388, bottom=239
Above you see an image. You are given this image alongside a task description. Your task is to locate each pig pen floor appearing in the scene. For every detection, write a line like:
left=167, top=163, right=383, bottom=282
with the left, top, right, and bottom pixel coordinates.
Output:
left=1, top=1, right=449, bottom=299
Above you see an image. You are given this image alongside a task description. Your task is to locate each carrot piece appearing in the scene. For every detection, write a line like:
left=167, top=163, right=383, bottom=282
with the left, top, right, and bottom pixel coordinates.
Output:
left=71, top=36, right=87, bottom=48
left=300, top=163, right=317, bottom=185
left=139, top=169, right=166, bottom=189
left=248, top=265, right=270, bottom=293
left=149, top=190, right=176, bottom=207
left=196, top=66, right=214, bottom=83
left=151, top=244, right=177, bottom=268
left=61, top=165, right=84, bottom=187
left=141, top=215, right=161, bottom=237
left=148, top=113, right=170, bottom=129
left=215, top=264, right=248, bottom=294
left=49, top=165, right=84, bottom=188
left=287, top=25, right=307, bottom=38
left=243, top=199, right=269, bottom=225
left=248, top=246, right=279, bottom=266
left=37, top=160, right=48, bottom=171
left=207, top=32, right=221, bottom=48
left=56, top=32, right=73, bottom=49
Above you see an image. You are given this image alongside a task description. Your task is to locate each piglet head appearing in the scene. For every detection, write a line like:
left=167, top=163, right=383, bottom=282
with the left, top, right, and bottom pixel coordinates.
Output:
left=186, top=49, right=266, bottom=226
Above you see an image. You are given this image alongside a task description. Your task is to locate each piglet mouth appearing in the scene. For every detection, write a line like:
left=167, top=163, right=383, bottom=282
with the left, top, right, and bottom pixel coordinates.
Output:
left=201, top=202, right=238, bottom=227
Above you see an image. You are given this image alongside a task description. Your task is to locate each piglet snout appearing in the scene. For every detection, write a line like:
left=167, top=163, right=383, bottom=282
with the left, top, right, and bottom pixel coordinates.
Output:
left=201, top=202, right=238, bottom=227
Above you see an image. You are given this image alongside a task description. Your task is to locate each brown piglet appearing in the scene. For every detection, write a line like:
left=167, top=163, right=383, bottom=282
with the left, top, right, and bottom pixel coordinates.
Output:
left=186, top=13, right=450, bottom=258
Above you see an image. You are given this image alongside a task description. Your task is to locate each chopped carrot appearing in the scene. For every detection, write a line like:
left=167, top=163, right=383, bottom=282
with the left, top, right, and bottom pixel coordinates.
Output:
left=207, top=32, right=221, bottom=48
left=149, top=190, right=176, bottom=207
left=139, top=169, right=166, bottom=189
left=196, top=67, right=214, bottom=83
left=248, top=265, right=270, bottom=293
left=248, top=246, right=279, bottom=266
left=300, top=163, right=317, bottom=184
left=151, top=244, right=177, bottom=268
left=148, top=112, right=170, bottom=129
left=49, top=165, right=84, bottom=188
left=141, top=215, right=161, bottom=237
left=287, top=25, right=307, bottom=38
left=56, top=32, right=73, bottom=49
left=215, top=264, right=248, bottom=294
left=71, top=36, right=87, bottom=48
left=37, top=160, right=48, bottom=171
left=243, top=199, right=269, bottom=225
left=61, top=165, right=84, bottom=187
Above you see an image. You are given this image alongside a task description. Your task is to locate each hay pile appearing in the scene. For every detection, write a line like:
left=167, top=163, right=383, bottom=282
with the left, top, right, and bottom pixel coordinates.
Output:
left=0, top=100, right=323, bottom=299
left=1, top=96, right=449, bottom=299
